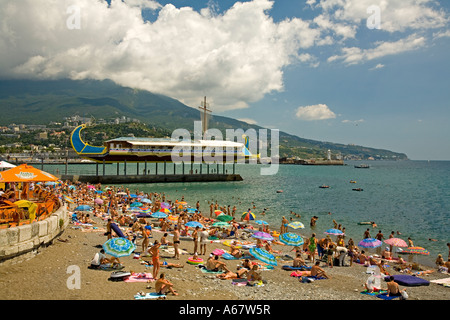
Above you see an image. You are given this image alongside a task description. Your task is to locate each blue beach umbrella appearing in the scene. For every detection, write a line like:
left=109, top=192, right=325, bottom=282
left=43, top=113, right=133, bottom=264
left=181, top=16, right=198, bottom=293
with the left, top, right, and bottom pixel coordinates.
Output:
left=130, top=202, right=143, bottom=207
left=255, top=220, right=268, bottom=225
left=152, top=211, right=168, bottom=219
left=279, top=233, right=304, bottom=246
left=186, top=208, right=197, bottom=213
left=185, top=221, right=204, bottom=228
left=102, top=238, right=136, bottom=258
left=249, top=248, right=277, bottom=266
left=325, top=228, right=344, bottom=236
left=141, top=198, right=152, bottom=204
left=74, top=205, right=92, bottom=211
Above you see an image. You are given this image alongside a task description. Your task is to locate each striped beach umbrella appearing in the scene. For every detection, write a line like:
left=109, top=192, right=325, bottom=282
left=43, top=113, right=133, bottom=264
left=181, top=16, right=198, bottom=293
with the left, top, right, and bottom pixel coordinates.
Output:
left=399, top=247, right=430, bottom=255
left=288, top=221, right=305, bottom=229
left=103, top=238, right=136, bottom=258
left=251, top=231, right=274, bottom=241
left=167, top=215, right=178, bottom=222
left=279, top=233, right=304, bottom=246
left=160, top=208, right=172, bottom=214
left=216, top=215, right=233, bottom=222
left=249, top=248, right=277, bottom=266
left=185, top=221, right=204, bottom=228
left=242, top=211, right=256, bottom=221
left=214, top=210, right=224, bottom=216
left=212, top=221, right=231, bottom=228
left=358, top=238, right=383, bottom=248
left=325, top=228, right=344, bottom=236
left=152, top=211, right=168, bottom=219
left=62, top=195, right=74, bottom=203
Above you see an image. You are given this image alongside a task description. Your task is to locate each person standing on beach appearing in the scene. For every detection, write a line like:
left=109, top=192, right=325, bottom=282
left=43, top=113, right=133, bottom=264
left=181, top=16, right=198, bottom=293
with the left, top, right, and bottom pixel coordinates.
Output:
left=192, top=226, right=200, bottom=255
left=149, top=240, right=161, bottom=279
left=140, top=225, right=149, bottom=253
left=199, top=227, right=209, bottom=255
left=172, top=226, right=180, bottom=259
left=308, top=233, right=317, bottom=263
left=280, top=216, right=288, bottom=234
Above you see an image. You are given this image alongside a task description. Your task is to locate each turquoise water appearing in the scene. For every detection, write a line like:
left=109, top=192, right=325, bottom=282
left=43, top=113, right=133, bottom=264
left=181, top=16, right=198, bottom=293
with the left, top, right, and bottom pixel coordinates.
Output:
left=46, top=160, right=450, bottom=266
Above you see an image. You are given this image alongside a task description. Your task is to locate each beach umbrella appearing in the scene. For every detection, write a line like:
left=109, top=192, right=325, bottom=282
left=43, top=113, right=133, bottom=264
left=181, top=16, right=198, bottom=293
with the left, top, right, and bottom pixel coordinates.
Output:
left=214, top=210, right=224, bottom=216
left=288, top=221, right=305, bottom=229
left=129, top=194, right=139, bottom=198
left=279, top=233, right=304, bottom=246
left=94, top=198, right=103, bottom=205
left=255, top=220, right=268, bottom=225
left=212, top=221, right=231, bottom=228
left=216, top=215, right=233, bottom=222
left=87, top=185, right=96, bottom=190
left=68, top=185, right=76, bottom=190
left=186, top=208, right=197, bottom=213
left=74, top=205, right=92, bottom=211
left=130, top=202, right=143, bottom=207
left=399, top=247, right=430, bottom=255
left=152, top=211, right=168, bottom=219
left=160, top=202, right=171, bottom=209
left=325, top=228, right=345, bottom=236
left=102, top=238, right=136, bottom=258
left=138, top=207, right=152, bottom=214
left=0, top=160, right=16, bottom=169
left=384, top=238, right=408, bottom=248
left=62, top=195, right=74, bottom=203
left=358, top=238, right=382, bottom=249
left=141, top=198, right=152, bottom=204
left=167, top=215, right=178, bottom=223
left=185, top=221, right=204, bottom=228
left=242, top=211, right=256, bottom=221
left=0, top=164, right=58, bottom=183
left=248, top=248, right=277, bottom=266
left=251, top=231, right=274, bottom=241
left=45, top=181, right=57, bottom=186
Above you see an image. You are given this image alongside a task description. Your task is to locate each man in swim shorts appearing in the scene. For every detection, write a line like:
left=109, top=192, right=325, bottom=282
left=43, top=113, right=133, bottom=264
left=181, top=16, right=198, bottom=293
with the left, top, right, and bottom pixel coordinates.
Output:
left=155, top=273, right=178, bottom=296
left=172, top=226, right=180, bottom=259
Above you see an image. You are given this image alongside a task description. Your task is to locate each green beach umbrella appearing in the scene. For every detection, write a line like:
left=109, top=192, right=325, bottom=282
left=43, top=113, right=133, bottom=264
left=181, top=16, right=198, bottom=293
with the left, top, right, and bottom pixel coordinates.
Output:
left=212, top=221, right=230, bottom=228
left=216, top=215, right=233, bottom=222
left=102, top=238, right=136, bottom=258
left=249, top=248, right=277, bottom=266
left=279, top=233, right=304, bottom=246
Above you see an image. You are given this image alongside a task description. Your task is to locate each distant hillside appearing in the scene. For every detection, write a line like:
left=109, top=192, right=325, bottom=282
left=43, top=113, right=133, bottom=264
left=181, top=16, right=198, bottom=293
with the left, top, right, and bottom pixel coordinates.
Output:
left=0, top=79, right=408, bottom=160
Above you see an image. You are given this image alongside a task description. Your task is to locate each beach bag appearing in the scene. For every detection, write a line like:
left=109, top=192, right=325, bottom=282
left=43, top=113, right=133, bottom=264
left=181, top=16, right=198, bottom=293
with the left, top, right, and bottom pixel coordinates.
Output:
left=109, top=271, right=131, bottom=282
left=333, top=257, right=340, bottom=266
left=401, top=290, right=408, bottom=300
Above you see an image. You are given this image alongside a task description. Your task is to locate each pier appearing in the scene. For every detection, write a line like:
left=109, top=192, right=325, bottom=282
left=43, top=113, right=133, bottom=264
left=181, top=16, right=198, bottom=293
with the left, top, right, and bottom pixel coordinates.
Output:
left=17, top=160, right=243, bottom=184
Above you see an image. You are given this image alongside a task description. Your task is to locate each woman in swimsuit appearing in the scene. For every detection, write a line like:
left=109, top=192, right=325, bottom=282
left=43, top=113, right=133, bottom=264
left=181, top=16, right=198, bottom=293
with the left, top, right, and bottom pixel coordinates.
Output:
left=308, top=233, right=317, bottom=263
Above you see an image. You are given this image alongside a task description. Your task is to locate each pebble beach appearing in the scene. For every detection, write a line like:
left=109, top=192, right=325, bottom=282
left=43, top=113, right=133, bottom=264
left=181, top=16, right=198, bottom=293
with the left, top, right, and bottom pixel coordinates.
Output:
left=0, top=211, right=449, bottom=302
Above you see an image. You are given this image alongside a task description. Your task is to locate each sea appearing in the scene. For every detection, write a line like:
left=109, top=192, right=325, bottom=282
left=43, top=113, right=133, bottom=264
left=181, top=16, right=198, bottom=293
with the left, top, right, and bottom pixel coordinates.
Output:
left=48, top=160, right=450, bottom=267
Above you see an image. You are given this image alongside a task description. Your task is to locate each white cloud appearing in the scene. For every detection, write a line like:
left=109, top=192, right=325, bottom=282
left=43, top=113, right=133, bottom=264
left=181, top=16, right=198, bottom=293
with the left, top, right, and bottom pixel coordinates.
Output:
left=0, top=0, right=323, bottom=112
left=328, top=34, right=427, bottom=65
left=342, top=119, right=364, bottom=125
left=369, top=63, right=385, bottom=70
left=295, top=104, right=336, bottom=121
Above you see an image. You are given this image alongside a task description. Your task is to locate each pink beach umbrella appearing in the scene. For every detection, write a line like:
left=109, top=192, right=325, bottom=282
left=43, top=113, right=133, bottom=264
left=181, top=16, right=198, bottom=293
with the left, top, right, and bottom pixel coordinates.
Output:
left=358, top=238, right=382, bottom=249
left=384, top=238, right=407, bottom=248
left=94, top=198, right=103, bottom=205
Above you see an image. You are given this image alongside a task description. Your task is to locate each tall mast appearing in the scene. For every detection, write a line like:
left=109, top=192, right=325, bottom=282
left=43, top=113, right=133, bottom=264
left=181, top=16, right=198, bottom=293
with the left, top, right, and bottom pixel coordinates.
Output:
left=198, top=96, right=211, bottom=136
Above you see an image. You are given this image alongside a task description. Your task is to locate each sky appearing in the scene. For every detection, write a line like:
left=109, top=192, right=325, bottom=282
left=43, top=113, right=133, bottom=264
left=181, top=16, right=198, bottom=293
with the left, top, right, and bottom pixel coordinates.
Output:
left=0, top=0, right=449, bottom=160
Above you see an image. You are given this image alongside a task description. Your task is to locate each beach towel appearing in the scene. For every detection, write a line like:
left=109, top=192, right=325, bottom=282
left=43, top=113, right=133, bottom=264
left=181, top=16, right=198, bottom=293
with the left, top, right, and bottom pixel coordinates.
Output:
left=375, top=293, right=401, bottom=300
left=430, top=277, right=450, bottom=287
left=360, top=289, right=388, bottom=297
left=290, top=271, right=311, bottom=277
left=134, top=292, right=166, bottom=300
left=124, top=273, right=154, bottom=283
left=221, top=252, right=252, bottom=260
left=200, top=268, right=223, bottom=274
left=282, top=265, right=311, bottom=271
left=232, top=279, right=248, bottom=286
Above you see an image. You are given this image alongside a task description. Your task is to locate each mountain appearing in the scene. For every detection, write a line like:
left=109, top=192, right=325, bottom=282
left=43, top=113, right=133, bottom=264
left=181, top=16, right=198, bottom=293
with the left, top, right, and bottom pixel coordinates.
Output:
left=0, top=79, right=408, bottom=160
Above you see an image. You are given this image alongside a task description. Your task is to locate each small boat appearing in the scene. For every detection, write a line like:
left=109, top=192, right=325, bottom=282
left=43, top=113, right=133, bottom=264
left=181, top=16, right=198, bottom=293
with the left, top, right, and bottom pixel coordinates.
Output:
left=319, top=185, right=330, bottom=189
left=352, top=188, right=363, bottom=191
left=354, top=164, right=370, bottom=169
left=358, top=222, right=372, bottom=225
left=276, top=190, right=283, bottom=193
left=350, top=180, right=357, bottom=183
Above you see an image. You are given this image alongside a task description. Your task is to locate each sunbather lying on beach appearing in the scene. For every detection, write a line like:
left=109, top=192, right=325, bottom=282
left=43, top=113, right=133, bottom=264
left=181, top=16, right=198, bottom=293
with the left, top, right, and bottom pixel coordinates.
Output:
left=216, top=266, right=248, bottom=280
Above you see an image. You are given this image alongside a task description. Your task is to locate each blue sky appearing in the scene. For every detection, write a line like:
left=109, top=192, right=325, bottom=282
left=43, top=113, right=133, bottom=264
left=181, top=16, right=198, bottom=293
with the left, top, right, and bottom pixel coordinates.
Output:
left=0, top=0, right=449, bottom=159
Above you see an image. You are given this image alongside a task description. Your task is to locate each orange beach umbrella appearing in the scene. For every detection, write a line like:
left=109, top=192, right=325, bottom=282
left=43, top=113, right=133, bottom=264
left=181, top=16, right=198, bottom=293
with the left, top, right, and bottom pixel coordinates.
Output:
left=0, top=164, right=58, bottom=183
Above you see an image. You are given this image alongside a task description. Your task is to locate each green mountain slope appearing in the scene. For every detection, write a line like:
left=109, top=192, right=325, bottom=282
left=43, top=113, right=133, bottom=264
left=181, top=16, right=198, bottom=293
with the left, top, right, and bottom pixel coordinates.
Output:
left=0, top=79, right=407, bottom=160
